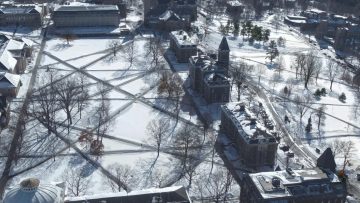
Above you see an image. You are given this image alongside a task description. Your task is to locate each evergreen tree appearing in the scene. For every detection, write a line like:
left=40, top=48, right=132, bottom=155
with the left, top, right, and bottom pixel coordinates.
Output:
left=263, top=29, right=270, bottom=44
left=241, top=23, right=246, bottom=40
left=245, top=21, right=253, bottom=38
left=266, top=40, right=279, bottom=63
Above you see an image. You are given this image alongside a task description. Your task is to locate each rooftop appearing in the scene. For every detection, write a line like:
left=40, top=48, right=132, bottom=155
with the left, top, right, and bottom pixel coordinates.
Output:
left=54, top=5, right=118, bottom=12
left=65, top=186, right=191, bottom=203
left=249, top=168, right=343, bottom=199
left=0, top=72, right=21, bottom=89
left=219, top=37, right=230, bottom=51
left=227, top=0, right=243, bottom=7
left=170, top=30, right=197, bottom=47
left=0, top=6, right=39, bottom=14
left=204, top=72, right=230, bottom=86
left=221, top=102, right=277, bottom=144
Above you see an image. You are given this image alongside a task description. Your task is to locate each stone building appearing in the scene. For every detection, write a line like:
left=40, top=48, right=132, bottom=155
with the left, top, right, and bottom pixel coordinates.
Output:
left=189, top=37, right=230, bottom=104
left=0, top=6, right=42, bottom=27
left=240, top=167, right=347, bottom=203
left=220, top=102, right=278, bottom=169
left=226, top=0, right=244, bottom=15
left=169, top=30, right=197, bottom=62
left=53, top=5, right=120, bottom=27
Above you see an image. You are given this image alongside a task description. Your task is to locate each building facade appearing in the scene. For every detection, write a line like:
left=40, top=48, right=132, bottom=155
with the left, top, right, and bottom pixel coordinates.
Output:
left=0, top=6, right=42, bottom=27
left=169, top=30, right=197, bottom=62
left=143, top=0, right=196, bottom=30
left=220, top=102, right=278, bottom=169
left=240, top=168, right=347, bottom=203
left=53, top=5, right=120, bottom=27
left=188, top=37, right=230, bottom=104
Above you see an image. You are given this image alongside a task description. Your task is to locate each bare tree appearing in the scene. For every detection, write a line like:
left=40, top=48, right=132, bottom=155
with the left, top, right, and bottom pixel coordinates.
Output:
left=294, top=93, right=312, bottom=122
left=294, top=53, right=307, bottom=79
left=327, top=60, right=341, bottom=91
left=315, top=105, right=326, bottom=132
left=90, top=83, right=111, bottom=155
left=107, top=40, right=122, bottom=56
left=62, top=32, right=76, bottom=45
left=147, top=117, right=171, bottom=161
left=55, top=74, right=89, bottom=127
left=197, top=167, right=235, bottom=203
left=172, top=124, right=202, bottom=188
left=341, top=141, right=354, bottom=172
left=145, top=37, right=164, bottom=68
left=329, top=139, right=345, bottom=159
left=230, top=62, right=250, bottom=101
left=276, top=55, right=285, bottom=77
left=303, top=52, right=320, bottom=89
left=104, top=164, right=135, bottom=192
left=123, top=40, right=135, bottom=68
left=30, top=71, right=58, bottom=135
left=62, top=166, right=90, bottom=197
left=157, top=72, right=184, bottom=122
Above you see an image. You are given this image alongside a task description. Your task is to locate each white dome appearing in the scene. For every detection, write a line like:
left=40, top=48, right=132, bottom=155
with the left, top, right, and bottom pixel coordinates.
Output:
left=4, top=178, right=63, bottom=203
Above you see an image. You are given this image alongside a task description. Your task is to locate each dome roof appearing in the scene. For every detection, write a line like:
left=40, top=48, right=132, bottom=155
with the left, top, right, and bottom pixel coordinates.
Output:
left=4, top=178, right=62, bottom=203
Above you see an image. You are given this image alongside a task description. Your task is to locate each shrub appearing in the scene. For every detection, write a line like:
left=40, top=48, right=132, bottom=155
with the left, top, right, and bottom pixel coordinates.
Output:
left=320, top=88, right=327, bottom=96
left=314, top=89, right=322, bottom=97
left=339, top=92, right=346, bottom=102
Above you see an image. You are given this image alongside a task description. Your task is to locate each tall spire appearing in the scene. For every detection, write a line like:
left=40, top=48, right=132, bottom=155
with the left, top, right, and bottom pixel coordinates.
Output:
left=219, top=36, right=230, bottom=51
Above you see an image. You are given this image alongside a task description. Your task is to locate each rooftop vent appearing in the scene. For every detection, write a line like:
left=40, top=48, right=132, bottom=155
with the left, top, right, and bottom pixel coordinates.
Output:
left=272, top=177, right=281, bottom=188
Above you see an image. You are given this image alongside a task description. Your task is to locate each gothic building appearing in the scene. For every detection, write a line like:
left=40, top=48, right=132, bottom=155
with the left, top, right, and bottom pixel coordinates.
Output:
left=189, top=37, right=231, bottom=104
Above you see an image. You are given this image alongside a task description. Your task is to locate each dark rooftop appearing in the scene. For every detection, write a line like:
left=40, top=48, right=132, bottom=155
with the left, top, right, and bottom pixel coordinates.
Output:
left=219, top=37, right=230, bottom=51
left=55, top=5, right=119, bottom=12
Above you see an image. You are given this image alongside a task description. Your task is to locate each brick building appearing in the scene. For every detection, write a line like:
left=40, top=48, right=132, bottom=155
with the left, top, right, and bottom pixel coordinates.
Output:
left=0, top=6, right=42, bottom=27
left=240, top=168, right=347, bottom=203
left=53, top=5, right=120, bottom=27
left=220, top=102, right=278, bottom=169
left=169, top=30, right=197, bottom=62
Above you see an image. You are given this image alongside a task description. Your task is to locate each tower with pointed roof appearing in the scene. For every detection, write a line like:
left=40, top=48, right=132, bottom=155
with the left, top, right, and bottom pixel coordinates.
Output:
left=218, top=37, right=230, bottom=73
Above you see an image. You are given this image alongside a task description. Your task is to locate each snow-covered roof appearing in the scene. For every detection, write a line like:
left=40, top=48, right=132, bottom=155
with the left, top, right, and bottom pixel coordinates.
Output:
left=227, top=0, right=243, bottom=7
left=204, top=72, right=229, bottom=86
left=0, top=51, right=16, bottom=71
left=0, top=6, right=40, bottom=14
left=248, top=168, right=343, bottom=199
left=65, top=186, right=191, bottom=203
left=0, top=72, right=20, bottom=88
left=170, top=30, right=197, bottom=47
left=55, top=5, right=118, bottom=12
left=159, top=10, right=181, bottom=21
left=221, top=103, right=277, bottom=144
left=308, top=8, right=326, bottom=15
left=0, top=39, right=26, bottom=71
left=5, top=39, right=25, bottom=51
left=4, top=178, right=63, bottom=203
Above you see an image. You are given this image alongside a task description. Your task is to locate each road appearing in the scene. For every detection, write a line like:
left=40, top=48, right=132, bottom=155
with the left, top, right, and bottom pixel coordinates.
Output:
left=0, top=25, right=48, bottom=197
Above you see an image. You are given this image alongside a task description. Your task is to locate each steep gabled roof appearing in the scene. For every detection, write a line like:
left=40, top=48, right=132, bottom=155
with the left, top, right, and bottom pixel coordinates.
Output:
left=159, top=10, right=181, bottom=21
left=317, top=148, right=336, bottom=173
left=0, top=72, right=20, bottom=89
left=219, top=36, right=230, bottom=51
